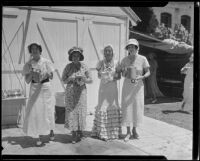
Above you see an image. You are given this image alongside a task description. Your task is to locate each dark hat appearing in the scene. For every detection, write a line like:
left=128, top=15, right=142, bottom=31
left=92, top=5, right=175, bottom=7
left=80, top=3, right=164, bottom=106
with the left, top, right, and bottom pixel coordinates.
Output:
left=28, top=43, right=42, bottom=53
left=68, top=46, right=84, bottom=61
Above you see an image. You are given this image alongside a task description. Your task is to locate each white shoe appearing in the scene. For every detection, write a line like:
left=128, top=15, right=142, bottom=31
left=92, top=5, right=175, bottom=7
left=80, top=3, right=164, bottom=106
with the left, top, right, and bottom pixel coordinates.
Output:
left=36, top=140, right=42, bottom=146
left=124, top=134, right=131, bottom=142
left=151, top=99, right=157, bottom=103
left=50, top=136, right=55, bottom=141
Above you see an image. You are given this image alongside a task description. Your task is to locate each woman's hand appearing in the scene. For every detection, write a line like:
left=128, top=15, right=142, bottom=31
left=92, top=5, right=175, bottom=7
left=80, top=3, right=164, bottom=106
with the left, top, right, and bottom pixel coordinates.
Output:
left=181, top=66, right=190, bottom=74
left=135, top=75, right=144, bottom=81
left=122, top=67, right=128, bottom=77
left=42, top=72, right=53, bottom=80
left=68, top=75, right=76, bottom=82
left=131, top=75, right=144, bottom=83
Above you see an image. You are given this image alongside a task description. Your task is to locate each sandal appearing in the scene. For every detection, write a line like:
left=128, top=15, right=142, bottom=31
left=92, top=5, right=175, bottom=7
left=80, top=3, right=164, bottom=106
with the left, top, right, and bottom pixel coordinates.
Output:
left=71, top=131, right=77, bottom=144
left=36, top=138, right=42, bottom=146
left=132, top=132, right=139, bottom=139
left=49, top=130, right=55, bottom=141
left=151, top=99, right=157, bottom=104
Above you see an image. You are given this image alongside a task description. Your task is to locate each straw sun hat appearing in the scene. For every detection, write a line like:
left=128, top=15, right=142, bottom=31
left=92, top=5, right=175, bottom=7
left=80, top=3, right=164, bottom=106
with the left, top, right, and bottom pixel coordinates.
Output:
left=68, top=46, right=84, bottom=61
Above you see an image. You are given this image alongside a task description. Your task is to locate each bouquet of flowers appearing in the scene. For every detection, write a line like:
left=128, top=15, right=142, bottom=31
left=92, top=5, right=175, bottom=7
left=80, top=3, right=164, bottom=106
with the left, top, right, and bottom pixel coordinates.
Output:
left=100, top=67, right=114, bottom=84
left=74, top=72, right=85, bottom=86
left=31, top=64, right=42, bottom=83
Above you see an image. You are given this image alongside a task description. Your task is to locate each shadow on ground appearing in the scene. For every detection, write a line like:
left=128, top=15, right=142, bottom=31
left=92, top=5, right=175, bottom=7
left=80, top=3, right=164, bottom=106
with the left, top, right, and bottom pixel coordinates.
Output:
left=145, top=97, right=182, bottom=105
left=2, top=134, right=72, bottom=148
left=162, top=110, right=191, bottom=115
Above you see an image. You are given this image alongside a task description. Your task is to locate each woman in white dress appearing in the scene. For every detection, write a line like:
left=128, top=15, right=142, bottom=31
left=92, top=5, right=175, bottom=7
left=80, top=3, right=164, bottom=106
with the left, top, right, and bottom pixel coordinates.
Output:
left=120, top=39, right=150, bottom=141
left=92, top=45, right=122, bottom=141
left=22, top=43, right=55, bottom=146
left=180, top=53, right=193, bottom=111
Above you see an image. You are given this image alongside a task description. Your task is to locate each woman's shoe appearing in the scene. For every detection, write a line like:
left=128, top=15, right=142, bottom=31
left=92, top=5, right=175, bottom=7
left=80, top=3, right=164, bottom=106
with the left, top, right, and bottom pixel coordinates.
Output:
left=49, top=130, right=55, bottom=141
left=132, top=132, right=139, bottom=139
left=151, top=99, right=157, bottom=103
left=71, top=131, right=77, bottom=144
left=36, top=138, right=42, bottom=146
left=124, top=134, right=131, bottom=142
left=77, top=131, right=83, bottom=140
left=72, top=140, right=76, bottom=144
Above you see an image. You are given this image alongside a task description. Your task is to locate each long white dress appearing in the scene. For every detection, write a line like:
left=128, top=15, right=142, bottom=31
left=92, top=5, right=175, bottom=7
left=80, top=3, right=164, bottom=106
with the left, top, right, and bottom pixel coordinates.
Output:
left=92, top=60, right=122, bottom=140
left=121, top=54, right=150, bottom=127
left=182, top=63, right=193, bottom=109
left=22, top=57, right=55, bottom=138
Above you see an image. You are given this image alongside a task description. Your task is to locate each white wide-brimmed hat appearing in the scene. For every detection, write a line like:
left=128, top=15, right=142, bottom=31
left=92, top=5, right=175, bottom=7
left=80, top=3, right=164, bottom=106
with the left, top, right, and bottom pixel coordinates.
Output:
left=125, top=39, right=139, bottom=50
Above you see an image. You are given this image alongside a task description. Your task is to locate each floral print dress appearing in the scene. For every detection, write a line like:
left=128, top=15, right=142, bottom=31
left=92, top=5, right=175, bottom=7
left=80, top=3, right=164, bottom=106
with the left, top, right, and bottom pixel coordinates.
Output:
left=62, top=62, right=92, bottom=131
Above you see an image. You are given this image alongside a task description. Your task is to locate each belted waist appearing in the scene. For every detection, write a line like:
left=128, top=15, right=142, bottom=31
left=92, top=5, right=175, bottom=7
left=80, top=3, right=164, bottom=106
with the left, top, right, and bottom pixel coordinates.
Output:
left=32, top=78, right=49, bottom=84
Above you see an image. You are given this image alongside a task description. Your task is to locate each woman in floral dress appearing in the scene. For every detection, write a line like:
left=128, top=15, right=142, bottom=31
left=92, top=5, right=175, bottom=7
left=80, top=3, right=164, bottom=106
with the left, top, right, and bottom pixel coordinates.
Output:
left=92, top=45, right=122, bottom=141
left=62, top=46, right=92, bottom=144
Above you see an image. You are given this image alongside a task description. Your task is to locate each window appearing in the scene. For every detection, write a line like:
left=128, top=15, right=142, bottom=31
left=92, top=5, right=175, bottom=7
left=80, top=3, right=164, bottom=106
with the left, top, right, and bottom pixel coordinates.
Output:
left=181, top=15, right=191, bottom=32
left=161, top=12, right=172, bottom=28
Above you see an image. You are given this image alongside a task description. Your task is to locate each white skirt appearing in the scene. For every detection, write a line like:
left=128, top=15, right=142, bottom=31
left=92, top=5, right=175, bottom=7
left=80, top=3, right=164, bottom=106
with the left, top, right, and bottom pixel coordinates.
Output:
left=22, top=82, right=55, bottom=138
left=121, top=78, right=144, bottom=127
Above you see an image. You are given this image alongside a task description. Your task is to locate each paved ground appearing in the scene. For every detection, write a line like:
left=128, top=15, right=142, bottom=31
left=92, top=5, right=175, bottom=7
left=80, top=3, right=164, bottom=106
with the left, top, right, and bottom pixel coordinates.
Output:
left=2, top=112, right=192, bottom=160
left=144, top=97, right=193, bottom=131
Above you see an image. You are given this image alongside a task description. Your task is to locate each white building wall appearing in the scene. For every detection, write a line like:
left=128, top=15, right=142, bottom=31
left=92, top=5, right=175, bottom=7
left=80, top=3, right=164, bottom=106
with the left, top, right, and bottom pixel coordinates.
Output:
left=152, top=2, right=194, bottom=36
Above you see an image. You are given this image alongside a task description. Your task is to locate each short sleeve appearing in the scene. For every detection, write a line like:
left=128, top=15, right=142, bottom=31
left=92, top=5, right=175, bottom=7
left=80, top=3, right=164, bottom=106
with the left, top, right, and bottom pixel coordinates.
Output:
left=143, top=56, right=150, bottom=69
left=22, top=63, right=31, bottom=76
left=46, top=60, right=55, bottom=73
left=62, top=64, right=70, bottom=82
left=82, top=63, right=92, bottom=79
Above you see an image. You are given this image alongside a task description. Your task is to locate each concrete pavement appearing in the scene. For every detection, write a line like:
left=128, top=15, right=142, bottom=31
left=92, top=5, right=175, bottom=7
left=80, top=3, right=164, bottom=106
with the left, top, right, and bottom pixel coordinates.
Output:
left=2, top=113, right=192, bottom=160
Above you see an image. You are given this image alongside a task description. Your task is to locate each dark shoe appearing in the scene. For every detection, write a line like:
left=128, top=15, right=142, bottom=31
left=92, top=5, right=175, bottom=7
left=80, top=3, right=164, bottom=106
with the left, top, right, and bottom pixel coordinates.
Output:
left=77, top=131, right=83, bottom=138
left=132, top=132, right=139, bottom=139
left=77, top=131, right=86, bottom=141
left=101, top=138, right=108, bottom=142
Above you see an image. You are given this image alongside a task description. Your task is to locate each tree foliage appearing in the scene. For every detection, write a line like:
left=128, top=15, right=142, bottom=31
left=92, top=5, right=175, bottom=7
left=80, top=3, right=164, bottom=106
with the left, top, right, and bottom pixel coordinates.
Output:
left=130, top=7, right=159, bottom=34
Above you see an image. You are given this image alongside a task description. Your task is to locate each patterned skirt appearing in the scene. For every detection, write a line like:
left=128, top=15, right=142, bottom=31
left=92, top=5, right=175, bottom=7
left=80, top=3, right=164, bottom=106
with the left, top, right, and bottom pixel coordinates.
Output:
left=92, top=81, right=122, bottom=140
left=64, top=83, right=87, bottom=131
left=92, top=107, right=122, bottom=140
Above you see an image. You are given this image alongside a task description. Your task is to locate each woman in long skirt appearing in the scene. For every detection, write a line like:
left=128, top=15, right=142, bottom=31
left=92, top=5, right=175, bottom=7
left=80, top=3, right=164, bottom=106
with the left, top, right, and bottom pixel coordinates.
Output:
left=180, top=53, right=193, bottom=111
left=22, top=43, right=55, bottom=146
left=92, top=45, right=122, bottom=141
left=120, top=39, right=150, bottom=141
left=62, top=46, right=92, bottom=144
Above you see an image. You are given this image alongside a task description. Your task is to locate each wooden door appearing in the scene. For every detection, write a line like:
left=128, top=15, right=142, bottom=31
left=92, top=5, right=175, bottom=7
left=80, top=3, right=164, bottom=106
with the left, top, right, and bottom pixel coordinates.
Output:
left=2, top=7, right=128, bottom=114
left=2, top=8, right=28, bottom=95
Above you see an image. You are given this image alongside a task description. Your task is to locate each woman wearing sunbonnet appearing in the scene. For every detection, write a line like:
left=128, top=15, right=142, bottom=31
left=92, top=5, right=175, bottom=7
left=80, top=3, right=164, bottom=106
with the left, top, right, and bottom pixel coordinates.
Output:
left=92, top=45, right=122, bottom=141
left=180, top=53, right=193, bottom=111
